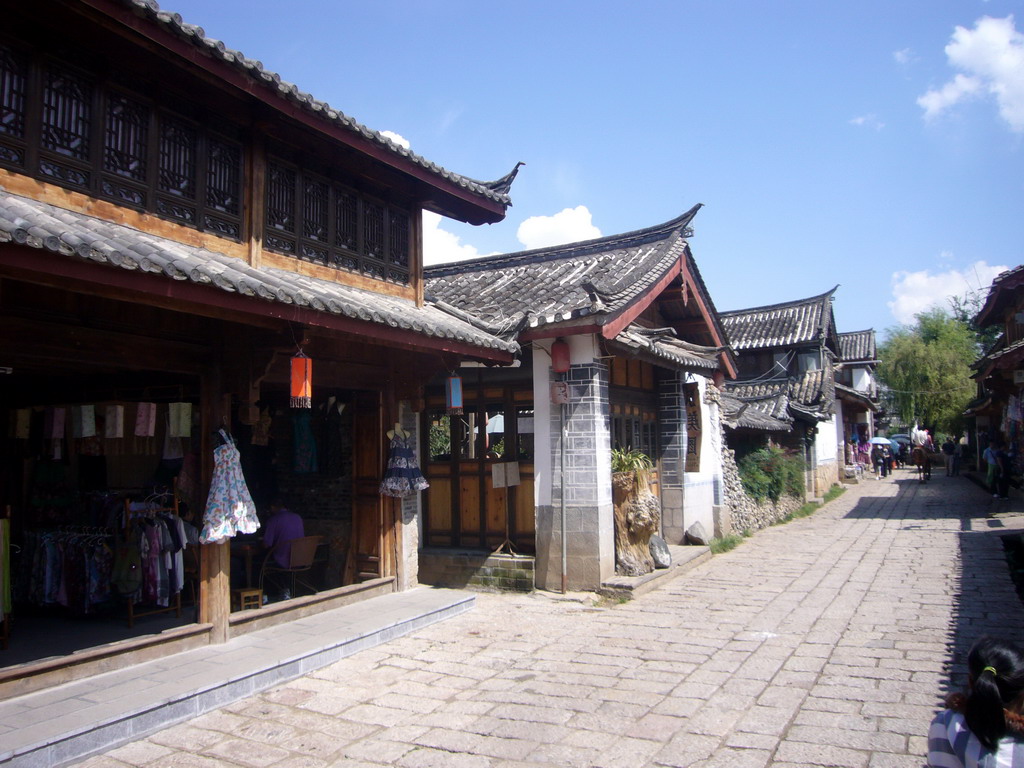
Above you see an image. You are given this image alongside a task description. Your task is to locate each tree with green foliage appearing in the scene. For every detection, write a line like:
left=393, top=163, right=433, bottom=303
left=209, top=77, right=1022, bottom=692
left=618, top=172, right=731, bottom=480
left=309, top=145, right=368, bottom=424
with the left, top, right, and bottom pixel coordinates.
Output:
left=877, top=308, right=976, bottom=435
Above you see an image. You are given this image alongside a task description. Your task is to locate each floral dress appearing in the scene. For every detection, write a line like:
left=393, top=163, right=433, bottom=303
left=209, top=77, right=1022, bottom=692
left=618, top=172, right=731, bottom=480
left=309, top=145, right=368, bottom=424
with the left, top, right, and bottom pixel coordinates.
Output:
left=379, top=434, right=429, bottom=498
left=200, top=433, right=260, bottom=544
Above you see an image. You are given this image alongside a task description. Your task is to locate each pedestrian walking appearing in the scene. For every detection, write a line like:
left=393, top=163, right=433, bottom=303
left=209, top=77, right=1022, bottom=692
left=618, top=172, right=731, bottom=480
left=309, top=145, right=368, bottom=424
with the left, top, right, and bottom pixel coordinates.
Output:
left=872, top=443, right=888, bottom=479
left=953, top=435, right=965, bottom=476
left=942, top=436, right=956, bottom=477
left=997, top=443, right=1012, bottom=500
left=984, top=441, right=1002, bottom=497
left=927, top=636, right=1024, bottom=766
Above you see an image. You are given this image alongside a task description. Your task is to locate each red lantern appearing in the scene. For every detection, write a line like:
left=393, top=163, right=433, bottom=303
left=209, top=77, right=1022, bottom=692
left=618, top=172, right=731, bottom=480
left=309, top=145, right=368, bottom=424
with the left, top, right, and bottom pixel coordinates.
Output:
left=551, top=338, right=570, bottom=373
left=290, top=355, right=312, bottom=408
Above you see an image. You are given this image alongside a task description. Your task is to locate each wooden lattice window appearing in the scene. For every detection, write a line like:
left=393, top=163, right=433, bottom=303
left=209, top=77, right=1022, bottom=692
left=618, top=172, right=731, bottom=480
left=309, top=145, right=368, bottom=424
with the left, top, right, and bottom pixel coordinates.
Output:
left=0, top=44, right=244, bottom=240
left=0, top=42, right=27, bottom=169
left=265, top=155, right=412, bottom=285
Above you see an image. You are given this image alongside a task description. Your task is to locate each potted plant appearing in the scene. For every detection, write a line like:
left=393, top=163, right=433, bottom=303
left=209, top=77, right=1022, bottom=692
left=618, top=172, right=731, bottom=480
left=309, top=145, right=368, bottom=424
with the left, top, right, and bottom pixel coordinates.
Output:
left=611, top=448, right=660, bottom=576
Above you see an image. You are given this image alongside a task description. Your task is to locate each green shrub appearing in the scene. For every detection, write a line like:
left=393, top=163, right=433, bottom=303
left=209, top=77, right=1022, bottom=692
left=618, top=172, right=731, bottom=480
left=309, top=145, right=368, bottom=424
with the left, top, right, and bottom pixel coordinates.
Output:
left=611, top=447, right=654, bottom=474
left=738, top=446, right=805, bottom=502
left=709, top=534, right=746, bottom=554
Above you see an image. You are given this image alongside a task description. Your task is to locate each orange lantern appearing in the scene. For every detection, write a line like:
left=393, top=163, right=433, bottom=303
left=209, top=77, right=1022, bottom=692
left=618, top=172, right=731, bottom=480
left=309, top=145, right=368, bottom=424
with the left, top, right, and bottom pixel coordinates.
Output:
left=290, top=354, right=312, bottom=408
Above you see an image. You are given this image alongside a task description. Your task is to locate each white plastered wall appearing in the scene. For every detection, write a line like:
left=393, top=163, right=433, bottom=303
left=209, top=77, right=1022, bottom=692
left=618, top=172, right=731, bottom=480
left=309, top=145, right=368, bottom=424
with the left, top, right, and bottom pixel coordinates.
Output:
left=682, top=374, right=722, bottom=536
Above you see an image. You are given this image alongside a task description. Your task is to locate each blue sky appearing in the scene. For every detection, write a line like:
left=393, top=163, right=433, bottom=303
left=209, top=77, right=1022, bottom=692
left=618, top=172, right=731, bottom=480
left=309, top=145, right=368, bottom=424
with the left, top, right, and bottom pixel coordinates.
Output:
left=165, top=1, right=1023, bottom=339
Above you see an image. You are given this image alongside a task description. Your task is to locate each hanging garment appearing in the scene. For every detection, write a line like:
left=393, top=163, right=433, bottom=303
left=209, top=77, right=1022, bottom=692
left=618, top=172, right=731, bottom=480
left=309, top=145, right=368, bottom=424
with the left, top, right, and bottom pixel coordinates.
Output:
left=135, top=402, right=156, bottom=437
left=104, top=405, right=124, bottom=438
left=200, top=433, right=260, bottom=544
left=168, top=402, right=192, bottom=438
left=379, top=433, right=429, bottom=498
left=292, top=410, right=318, bottom=474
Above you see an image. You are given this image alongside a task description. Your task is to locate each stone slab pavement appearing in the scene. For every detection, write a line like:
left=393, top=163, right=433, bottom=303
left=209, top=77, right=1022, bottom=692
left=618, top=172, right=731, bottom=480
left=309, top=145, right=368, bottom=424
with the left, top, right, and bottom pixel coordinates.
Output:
left=74, top=470, right=1024, bottom=768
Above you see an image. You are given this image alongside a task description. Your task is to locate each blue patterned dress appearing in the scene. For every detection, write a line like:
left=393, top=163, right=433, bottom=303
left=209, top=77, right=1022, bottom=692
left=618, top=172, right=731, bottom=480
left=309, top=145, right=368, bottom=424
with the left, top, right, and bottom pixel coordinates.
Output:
left=379, top=434, right=429, bottom=498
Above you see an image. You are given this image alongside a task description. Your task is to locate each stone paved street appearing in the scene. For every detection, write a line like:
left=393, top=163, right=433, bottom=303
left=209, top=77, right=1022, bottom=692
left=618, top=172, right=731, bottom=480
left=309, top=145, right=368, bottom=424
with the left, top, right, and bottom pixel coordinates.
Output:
left=76, top=472, right=1024, bottom=768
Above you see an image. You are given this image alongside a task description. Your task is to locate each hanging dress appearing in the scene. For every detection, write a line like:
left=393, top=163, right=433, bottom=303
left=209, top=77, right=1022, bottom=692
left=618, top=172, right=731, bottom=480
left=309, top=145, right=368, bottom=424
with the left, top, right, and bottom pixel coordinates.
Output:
left=200, top=432, right=260, bottom=544
left=379, top=433, right=429, bottom=498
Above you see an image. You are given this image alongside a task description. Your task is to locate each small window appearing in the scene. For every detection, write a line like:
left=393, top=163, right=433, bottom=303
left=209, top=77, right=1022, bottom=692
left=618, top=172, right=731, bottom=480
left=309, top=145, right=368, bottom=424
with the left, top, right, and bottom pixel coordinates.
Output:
left=427, top=410, right=452, bottom=462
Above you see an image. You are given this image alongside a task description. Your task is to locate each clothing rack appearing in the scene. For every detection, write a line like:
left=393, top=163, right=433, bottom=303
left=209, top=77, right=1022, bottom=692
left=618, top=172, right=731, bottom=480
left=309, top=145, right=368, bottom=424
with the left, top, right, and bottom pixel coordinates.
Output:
left=122, top=489, right=183, bottom=628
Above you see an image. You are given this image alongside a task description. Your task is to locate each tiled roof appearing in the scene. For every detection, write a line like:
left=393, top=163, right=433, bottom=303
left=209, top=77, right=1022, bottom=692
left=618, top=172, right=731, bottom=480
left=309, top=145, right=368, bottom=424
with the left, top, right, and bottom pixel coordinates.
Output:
left=0, top=191, right=518, bottom=356
left=725, top=367, right=834, bottom=422
left=720, top=391, right=792, bottom=432
left=720, top=287, right=838, bottom=352
left=725, top=380, right=791, bottom=421
left=973, top=337, right=1024, bottom=377
left=835, top=383, right=877, bottom=411
left=425, top=205, right=702, bottom=333
left=112, top=0, right=514, bottom=212
left=608, top=325, right=722, bottom=372
left=838, top=329, right=876, bottom=362
left=975, top=264, right=1024, bottom=328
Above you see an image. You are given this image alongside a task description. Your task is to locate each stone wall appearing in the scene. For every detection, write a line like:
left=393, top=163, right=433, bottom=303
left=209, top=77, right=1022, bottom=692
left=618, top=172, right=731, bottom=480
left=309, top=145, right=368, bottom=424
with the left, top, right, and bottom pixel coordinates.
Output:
left=419, top=550, right=535, bottom=592
left=718, top=434, right=803, bottom=536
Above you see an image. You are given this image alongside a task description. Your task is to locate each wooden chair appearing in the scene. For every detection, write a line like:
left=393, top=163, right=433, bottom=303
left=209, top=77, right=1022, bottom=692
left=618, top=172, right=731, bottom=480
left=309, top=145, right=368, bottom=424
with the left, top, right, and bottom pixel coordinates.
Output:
left=259, top=535, right=323, bottom=599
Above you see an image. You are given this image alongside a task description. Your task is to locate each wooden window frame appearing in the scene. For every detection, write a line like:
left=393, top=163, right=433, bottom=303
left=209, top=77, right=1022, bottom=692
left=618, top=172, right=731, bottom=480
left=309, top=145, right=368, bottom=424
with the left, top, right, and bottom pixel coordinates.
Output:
left=0, top=39, right=244, bottom=242
left=263, top=153, right=412, bottom=285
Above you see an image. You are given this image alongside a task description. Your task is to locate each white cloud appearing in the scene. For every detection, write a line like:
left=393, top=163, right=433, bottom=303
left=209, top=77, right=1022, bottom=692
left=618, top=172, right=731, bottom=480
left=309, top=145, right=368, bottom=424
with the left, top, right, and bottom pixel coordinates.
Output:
left=894, top=48, right=913, bottom=65
left=918, top=15, right=1024, bottom=131
left=516, top=206, right=602, bottom=250
left=918, top=73, right=984, bottom=119
left=888, top=260, right=1010, bottom=323
left=422, top=211, right=491, bottom=266
left=850, top=113, right=885, bottom=130
left=380, top=130, right=410, bottom=149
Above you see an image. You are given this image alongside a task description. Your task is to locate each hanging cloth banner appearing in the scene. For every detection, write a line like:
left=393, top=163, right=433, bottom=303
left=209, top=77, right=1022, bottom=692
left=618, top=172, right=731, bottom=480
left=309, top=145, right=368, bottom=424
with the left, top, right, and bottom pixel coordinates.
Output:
left=80, top=405, right=96, bottom=438
left=169, top=402, right=192, bottom=438
left=291, top=355, right=312, bottom=409
left=135, top=402, right=156, bottom=437
left=104, top=405, right=124, bottom=438
left=50, top=407, right=66, bottom=440
left=14, top=409, right=31, bottom=440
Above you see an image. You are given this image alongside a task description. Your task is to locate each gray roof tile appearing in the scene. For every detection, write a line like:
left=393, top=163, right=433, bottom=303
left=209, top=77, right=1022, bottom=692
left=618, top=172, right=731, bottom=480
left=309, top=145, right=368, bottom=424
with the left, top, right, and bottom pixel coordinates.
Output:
left=425, top=205, right=702, bottom=332
left=720, top=287, right=838, bottom=351
left=0, top=190, right=518, bottom=356
left=838, top=329, right=876, bottom=362
left=609, top=325, right=722, bottom=372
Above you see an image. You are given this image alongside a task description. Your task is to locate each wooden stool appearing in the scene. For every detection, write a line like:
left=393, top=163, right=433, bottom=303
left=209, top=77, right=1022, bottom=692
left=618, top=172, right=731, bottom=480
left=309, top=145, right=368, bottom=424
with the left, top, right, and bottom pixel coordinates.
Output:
left=232, top=588, right=262, bottom=611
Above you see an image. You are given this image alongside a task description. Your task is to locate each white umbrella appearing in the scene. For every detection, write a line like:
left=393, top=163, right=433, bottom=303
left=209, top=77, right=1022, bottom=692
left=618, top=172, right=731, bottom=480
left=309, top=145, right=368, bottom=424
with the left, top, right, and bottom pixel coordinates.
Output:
left=869, top=436, right=892, bottom=445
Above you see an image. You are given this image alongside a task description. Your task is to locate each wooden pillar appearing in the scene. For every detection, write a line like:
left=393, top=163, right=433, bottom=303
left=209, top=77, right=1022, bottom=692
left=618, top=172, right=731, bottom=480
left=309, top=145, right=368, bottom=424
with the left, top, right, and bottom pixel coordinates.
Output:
left=199, top=367, right=231, bottom=642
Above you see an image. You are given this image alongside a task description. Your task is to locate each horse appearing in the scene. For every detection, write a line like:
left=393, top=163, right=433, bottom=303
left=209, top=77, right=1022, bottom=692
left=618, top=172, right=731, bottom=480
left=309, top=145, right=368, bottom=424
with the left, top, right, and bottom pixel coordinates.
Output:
left=911, top=446, right=931, bottom=482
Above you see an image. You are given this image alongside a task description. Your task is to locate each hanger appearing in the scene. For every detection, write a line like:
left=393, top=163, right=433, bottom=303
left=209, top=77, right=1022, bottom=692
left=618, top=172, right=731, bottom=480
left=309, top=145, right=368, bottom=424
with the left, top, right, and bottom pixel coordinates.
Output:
left=387, top=421, right=410, bottom=440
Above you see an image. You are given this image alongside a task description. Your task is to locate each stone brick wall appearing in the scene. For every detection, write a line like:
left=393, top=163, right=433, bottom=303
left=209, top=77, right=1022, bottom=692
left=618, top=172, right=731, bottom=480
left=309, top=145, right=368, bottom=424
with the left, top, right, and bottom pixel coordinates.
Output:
left=812, top=459, right=839, bottom=498
left=536, top=361, right=614, bottom=591
left=419, top=550, right=535, bottom=592
left=659, top=372, right=686, bottom=543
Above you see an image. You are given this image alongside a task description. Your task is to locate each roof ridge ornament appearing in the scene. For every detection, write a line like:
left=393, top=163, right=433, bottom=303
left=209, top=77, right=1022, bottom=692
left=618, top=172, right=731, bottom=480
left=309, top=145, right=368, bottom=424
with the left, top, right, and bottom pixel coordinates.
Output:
left=480, top=162, right=525, bottom=197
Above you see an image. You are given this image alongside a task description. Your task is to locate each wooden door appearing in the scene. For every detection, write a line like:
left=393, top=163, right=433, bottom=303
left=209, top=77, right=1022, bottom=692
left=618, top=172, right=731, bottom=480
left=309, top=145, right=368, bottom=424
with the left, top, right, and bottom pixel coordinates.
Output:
left=348, top=389, right=384, bottom=582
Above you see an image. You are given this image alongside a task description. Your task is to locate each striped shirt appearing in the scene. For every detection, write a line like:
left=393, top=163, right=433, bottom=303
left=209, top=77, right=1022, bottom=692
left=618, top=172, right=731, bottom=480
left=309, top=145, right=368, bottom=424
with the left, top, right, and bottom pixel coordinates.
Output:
left=929, top=710, right=1024, bottom=767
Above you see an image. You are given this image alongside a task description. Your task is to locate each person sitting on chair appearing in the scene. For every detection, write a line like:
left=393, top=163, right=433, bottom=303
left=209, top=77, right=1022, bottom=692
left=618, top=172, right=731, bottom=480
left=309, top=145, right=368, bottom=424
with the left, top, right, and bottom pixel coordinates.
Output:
left=263, top=498, right=304, bottom=569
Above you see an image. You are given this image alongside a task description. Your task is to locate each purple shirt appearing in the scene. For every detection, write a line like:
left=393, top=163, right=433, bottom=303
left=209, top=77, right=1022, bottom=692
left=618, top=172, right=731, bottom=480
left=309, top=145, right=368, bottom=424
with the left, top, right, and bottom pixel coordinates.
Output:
left=263, top=509, right=304, bottom=568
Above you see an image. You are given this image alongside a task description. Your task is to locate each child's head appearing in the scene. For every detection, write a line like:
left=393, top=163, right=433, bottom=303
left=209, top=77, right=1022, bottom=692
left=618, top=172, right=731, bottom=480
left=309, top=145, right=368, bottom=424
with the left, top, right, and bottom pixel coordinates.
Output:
left=965, top=636, right=1024, bottom=749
